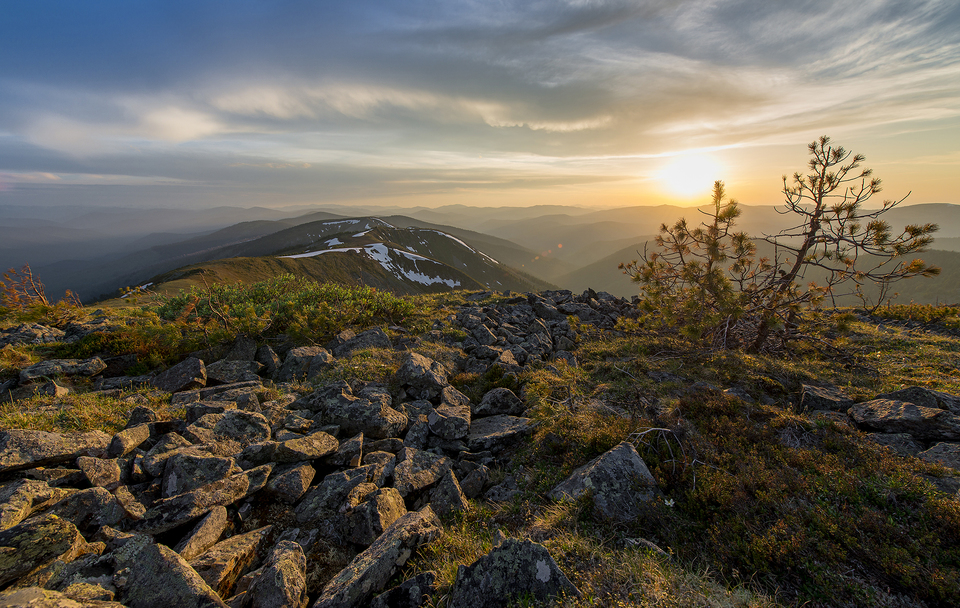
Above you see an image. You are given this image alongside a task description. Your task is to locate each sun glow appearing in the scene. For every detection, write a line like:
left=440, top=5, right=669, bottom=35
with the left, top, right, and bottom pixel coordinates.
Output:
left=658, top=153, right=725, bottom=200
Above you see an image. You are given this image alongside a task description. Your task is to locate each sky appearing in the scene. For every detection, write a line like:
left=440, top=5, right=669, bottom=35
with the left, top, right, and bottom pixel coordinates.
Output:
left=2, top=0, right=959, bottom=211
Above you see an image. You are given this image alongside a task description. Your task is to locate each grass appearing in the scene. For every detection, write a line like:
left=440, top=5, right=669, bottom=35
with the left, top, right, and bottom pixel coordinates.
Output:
left=0, top=389, right=176, bottom=434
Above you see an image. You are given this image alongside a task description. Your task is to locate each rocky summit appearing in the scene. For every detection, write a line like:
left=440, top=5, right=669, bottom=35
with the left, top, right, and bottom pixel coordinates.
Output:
left=1, top=289, right=959, bottom=607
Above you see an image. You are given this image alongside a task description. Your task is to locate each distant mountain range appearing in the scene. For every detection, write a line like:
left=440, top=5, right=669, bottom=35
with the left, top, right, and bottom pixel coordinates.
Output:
left=2, top=201, right=958, bottom=305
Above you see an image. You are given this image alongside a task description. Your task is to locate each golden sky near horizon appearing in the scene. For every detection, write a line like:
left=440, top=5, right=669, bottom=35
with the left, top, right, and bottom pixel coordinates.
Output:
left=2, top=1, right=959, bottom=211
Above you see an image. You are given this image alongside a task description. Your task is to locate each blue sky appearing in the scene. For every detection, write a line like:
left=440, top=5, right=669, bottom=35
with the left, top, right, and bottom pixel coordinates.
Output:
left=2, top=0, right=959, bottom=209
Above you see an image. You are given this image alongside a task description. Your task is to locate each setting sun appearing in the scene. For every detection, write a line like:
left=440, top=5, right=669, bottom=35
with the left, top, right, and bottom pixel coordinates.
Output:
left=658, top=153, right=725, bottom=199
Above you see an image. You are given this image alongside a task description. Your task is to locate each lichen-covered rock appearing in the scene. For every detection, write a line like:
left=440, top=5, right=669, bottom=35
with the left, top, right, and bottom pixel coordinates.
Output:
left=876, top=386, right=960, bottom=415
left=239, top=541, right=307, bottom=608
left=303, top=382, right=407, bottom=440
left=190, top=526, right=272, bottom=598
left=393, top=449, right=453, bottom=497
left=849, top=399, right=960, bottom=441
left=76, top=457, right=121, bottom=491
left=108, top=424, right=151, bottom=458
left=429, top=469, right=469, bottom=516
left=864, top=432, right=925, bottom=456
left=205, top=360, right=262, bottom=385
left=162, top=452, right=239, bottom=498
left=0, top=586, right=123, bottom=607
left=550, top=441, right=658, bottom=522
left=112, top=535, right=228, bottom=608
left=45, top=487, right=124, bottom=532
left=474, top=388, right=525, bottom=417
left=919, top=442, right=960, bottom=470
left=466, top=416, right=535, bottom=453
left=395, top=353, right=449, bottom=402
left=175, top=506, right=229, bottom=562
left=0, top=430, right=111, bottom=474
left=345, top=487, right=407, bottom=546
left=799, top=384, right=854, bottom=412
left=294, top=466, right=372, bottom=524
left=330, top=327, right=392, bottom=358
left=369, top=571, right=438, bottom=608
left=152, top=357, right=207, bottom=393
left=274, top=432, right=338, bottom=463
left=459, top=464, right=490, bottom=499
left=0, top=323, right=66, bottom=347
left=447, top=538, right=579, bottom=608
left=265, top=463, right=316, bottom=504
left=0, top=514, right=87, bottom=587
left=0, top=479, right=72, bottom=531
left=363, top=451, right=396, bottom=487
left=313, top=506, right=442, bottom=608
left=19, top=358, right=107, bottom=383
left=141, top=433, right=195, bottom=477
left=278, top=347, right=331, bottom=382
left=428, top=389, right=471, bottom=441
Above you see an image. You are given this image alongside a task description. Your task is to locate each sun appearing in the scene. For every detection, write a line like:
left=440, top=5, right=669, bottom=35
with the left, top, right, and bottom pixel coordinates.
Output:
left=658, top=153, right=724, bottom=200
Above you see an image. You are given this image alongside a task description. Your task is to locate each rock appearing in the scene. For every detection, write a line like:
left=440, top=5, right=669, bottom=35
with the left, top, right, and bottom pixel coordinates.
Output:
left=0, top=479, right=72, bottom=531
left=395, top=353, right=448, bottom=402
left=265, top=463, right=316, bottom=504
left=0, top=514, right=86, bottom=587
left=403, top=414, right=430, bottom=451
left=331, top=328, right=392, bottom=358
left=345, top=487, right=407, bottom=546
left=849, top=399, right=960, bottom=441
left=225, top=336, right=258, bottom=362
left=0, top=323, right=66, bottom=347
left=304, top=382, right=407, bottom=440
left=112, top=535, right=228, bottom=608
left=0, top=429, right=111, bottom=474
left=37, top=381, right=70, bottom=398
left=114, top=486, right=146, bottom=520
left=393, top=449, right=453, bottom=497
left=62, top=582, right=115, bottom=602
left=141, top=433, right=195, bottom=477
left=429, top=469, right=469, bottom=516
left=0, top=586, right=123, bottom=607
left=274, top=432, right=338, bottom=463
left=459, top=465, right=490, bottom=499
left=163, top=452, right=239, bottom=498
left=428, top=388, right=471, bottom=440
left=313, top=506, right=443, bottom=608
left=474, top=388, right=525, bottom=417
left=369, top=571, right=438, bottom=608
left=294, top=466, right=373, bottom=524
left=919, top=442, right=960, bottom=470
left=255, top=346, right=282, bottom=378
left=46, top=487, right=124, bottom=532
left=447, top=538, right=579, bottom=608
left=485, top=476, right=519, bottom=502
left=175, top=506, right=230, bottom=562
left=109, top=424, right=152, bottom=457
left=876, top=387, right=960, bottom=415
left=206, top=360, right=263, bottom=385
left=550, top=441, right=658, bottom=522
left=326, top=433, right=363, bottom=467
left=240, top=541, right=307, bottom=608
left=19, top=358, right=107, bottom=383
left=466, top=416, right=535, bottom=453
left=864, top=432, right=924, bottom=456
left=152, top=357, right=207, bottom=393
left=191, top=526, right=272, bottom=598
left=76, top=456, right=121, bottom=491
left=278, top=347, right=331, bottom=382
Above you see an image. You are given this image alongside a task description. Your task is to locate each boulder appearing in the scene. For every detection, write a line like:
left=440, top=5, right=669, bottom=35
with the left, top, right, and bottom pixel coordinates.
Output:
left=550, top=441, right=658, bottom=522
left=141, top=433, right=195, bottom=477
left=205, top=360, right=262, bottom=385
left=849, top=399, right=960, bottom=441
left=278, top=347, right=331, bottom=382
left=474, top=388, right=525, bottom=417
left=294, top=466, right=373, bottom=524
left=864, top=432, right=924, bottom=456
left=239, top=541, right=307, bottom=608
left=395, top=353, right=448, bottom=402
left=112, top=535, right=228, bottom=608
left=162, top=452, right=239, bottom=498
left=799, top=384, right=854, bottom=412
left=76, top=456, right=121, bottom=491
left=313, top=506, right=442, bottom=608
left=331, top=328, right=392, bottom=358
left=255, top=346, right=282, bottom=378
left=45, top=487, right=124, bottom=532
left=447, top=538, right=579, bottom=608
left=0, top=514, right=87, bottom=587
left=19, top=358, right=107, bottom=383
left=175, top=506, right=229, bottom=562
left=363, top=451, right=397, bottom=488
left=466, top=416, right=535, bottom=453
left=274, top=432, right=338, bottom=463
left=152, top=357, right=207, bottom=393
left=369, top=571, right=438, bottom=608
left=303, top=382, right=407, bottom=440
left=0, top=479, right=72, bottom=531
left=0, top=430, right=110, bottom=474
left=264, top=463, right=316, bottom=504
left=427, top=387, right=471, bottom=441
left=190, top=525, right=272, bottom=598
left=429, top=469, right=469, bottom=516
left=326, top=433, right=363, bottom=467
left=0, top=586, right=123, bottom=607
left=345, top=487, right=407, bottom=546
left=876, top=387, right=960, bottom=415
left=393, top=449, right=453, bottom=497
left=0, top=323, right=66, bottom=347
left=919, top=442, right=960, bottom=470
left=108, top=424, right=152, bottom=457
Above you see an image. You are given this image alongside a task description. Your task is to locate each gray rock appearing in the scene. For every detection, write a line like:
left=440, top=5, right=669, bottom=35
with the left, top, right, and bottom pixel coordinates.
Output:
left=864, top=432, right=925, bottom=456
left=326, top=433, right=363, bottom=467
left=393, top=448, right=453, bottom=497
left=19, top=358, right=107, bottom=383
left=428, top=387, right=471, bottom=440
left=485, top=476, right=519, bottom=502
left=474, top=388, right=525, bottom=417
left=225, top=336, right=258, bottom=362
left=278, top=347, right=330, bottom=382
left=345, top=487, right=407, bottom=546
left=255, top=346, right=282, bottom=378
left=186, top=402, right=238, bottom=424
left=77, top=456, right=121, bottom=491
left=849, top=399, right=960, bottom=441
left=141, top=433, right=194, bottom=477
left=190, top=526, right=272, bottom=598
left=109, top=424, right=152, bottom=457
left=466, top=416, right=535, bottom=453
left=403, top=414, right=430, bottom=450
left=0, top=586, right=123, bottom=607
left=459, top=464, right=490, bottom=499
left=114, top=485, right=146, bottom=520
left=395, top=353, right=448, bottom=402
left=369, top=571, right=438, bottom=608
left=46, top=487, right=124, bottom=532
left=876, top=387, right=960, bottom=415
left=240, top=541, right=307, bottom=608
left=799, top=384, right=854, bottom=412
left=112, top=535, right=228, bottom=608
left=294, top=466, right=372, bottom=524
left=447, top=538, right=579, bottom=608
left=0, top=429, right=110, bottom=474
left=303, top=382, right=407, bottom=440
left=163, top=452, right=239, bottom=498
left=0, top=514, right=86, bottom=587
left=429, top=469, right=469, bottom=516
left=331, top=327, right=392, bottom=358
left=175, top=506, right=229, bottom=562
left=0, top=479, right=72, bottom=531
left=550, top=441, right=658, bottom=522
left=313, top=506, right=442, bottom=608
left=0, top=323, right=66, bottom=347
left=919, top=442, right=960, bottom=470
left=264, top=463, right=316, bottom=504
left=152, top=357, right=207, bottom=393
left=206, top=360, right=263, bottom=385
left=274, top=432, right=338, bottom=463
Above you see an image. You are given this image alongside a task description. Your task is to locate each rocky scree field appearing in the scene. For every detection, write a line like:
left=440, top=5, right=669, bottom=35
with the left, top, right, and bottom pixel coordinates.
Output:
left=0, top=280, right=959, bottom=607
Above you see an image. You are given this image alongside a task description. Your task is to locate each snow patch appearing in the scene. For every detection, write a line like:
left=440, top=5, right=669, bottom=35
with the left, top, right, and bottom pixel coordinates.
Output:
left=325, top=238, right=343, bottom=247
